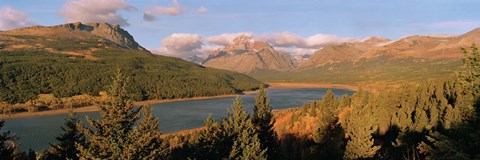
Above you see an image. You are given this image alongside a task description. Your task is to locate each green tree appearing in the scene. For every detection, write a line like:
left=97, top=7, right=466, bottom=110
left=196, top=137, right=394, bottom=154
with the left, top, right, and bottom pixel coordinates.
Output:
left=190, top=115, right=222, bottom=159
left=76, top=69, right=164, bottom=159
left=343, top=91, right=380, bottom=159
left=0, top=120, right=16, bottom=160
left=252, top=86, right=277, bottom=159
left=129, top=105, right=167, bottom=159
left=459, top=44, right=480, bottom=95
left=227, top=97, right=267, bottom=160
left=43, top=112, right=85, bottom=160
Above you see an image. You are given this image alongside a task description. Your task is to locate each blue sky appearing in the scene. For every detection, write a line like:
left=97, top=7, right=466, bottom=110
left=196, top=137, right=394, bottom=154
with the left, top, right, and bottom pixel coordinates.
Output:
left=1, top=0, right=480, bottom=58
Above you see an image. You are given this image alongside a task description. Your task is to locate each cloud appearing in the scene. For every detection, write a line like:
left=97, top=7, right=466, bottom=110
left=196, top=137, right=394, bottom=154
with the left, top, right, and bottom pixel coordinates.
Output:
left=204, top=32, right=253, bottom=46
left=197, top=6, right=208, bottom=14
left=305, top=34, right=358, bottom=48
left=152, top=33, right=204, bottom=58
left=257, top=32, right=357, bottom=49
left=143, top=11, right=156, bottom=21
left=152, top=32, right=358, bottom=59
left=144, top=0, right=183, bottom=21
left=59, top=0, right=135, bottom=26
left=257, top=32, right=306, bottom=48
left=275, top=47, right=317, bottom=59
left=0, top=6, right=34, bottom=30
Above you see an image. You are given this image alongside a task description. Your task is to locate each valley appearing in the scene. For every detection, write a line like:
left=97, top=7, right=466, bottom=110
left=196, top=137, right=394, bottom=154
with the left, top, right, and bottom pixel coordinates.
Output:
left=0, top=2, right=478, bottom=158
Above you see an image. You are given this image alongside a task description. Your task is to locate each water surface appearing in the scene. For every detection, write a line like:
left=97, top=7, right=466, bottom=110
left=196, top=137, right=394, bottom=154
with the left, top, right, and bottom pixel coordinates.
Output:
left=4, top=88, right=354, bottom=151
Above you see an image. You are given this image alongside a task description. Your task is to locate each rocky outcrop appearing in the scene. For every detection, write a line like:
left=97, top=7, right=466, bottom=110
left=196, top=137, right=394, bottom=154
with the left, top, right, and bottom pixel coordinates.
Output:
left=203, top=35, right=295, bottom=73
left=2, top=22, right=146, bottom=51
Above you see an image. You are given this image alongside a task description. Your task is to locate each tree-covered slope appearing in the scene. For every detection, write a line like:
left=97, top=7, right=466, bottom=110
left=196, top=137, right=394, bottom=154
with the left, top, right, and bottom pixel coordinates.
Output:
left=0, top=23, right=262, bottom=104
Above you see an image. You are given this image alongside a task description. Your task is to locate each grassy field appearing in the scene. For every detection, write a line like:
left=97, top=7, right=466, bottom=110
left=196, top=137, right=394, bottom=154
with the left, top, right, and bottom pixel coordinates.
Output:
left=250, top=56, right=461, bottom=85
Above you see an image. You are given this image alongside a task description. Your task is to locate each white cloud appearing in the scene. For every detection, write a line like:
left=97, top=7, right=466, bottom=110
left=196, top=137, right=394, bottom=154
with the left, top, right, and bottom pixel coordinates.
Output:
left=0, top=6, right=34, bottom=30
left=59, top=0, right=135, bottom=26
left=197, top=6, right=208, bottom=14
left=257, top=32, right=357, bottom=49
left=152, top=32, right=358, bottom=59
left=275, top=47, right=317, bottom=59
left=305, top=34, right=358, bottom=48
left=152, top=33, right=204, bottom=58
left=257, top=32, right=306, bottom=48
left=204, top=32, right=253, bottom=46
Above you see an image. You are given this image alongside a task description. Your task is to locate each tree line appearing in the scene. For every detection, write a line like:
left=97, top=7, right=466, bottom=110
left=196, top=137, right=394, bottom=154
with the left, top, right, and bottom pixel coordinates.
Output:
left=0, top=44, right=478, bottom=159
left=0, top=49, right=261, bottom=113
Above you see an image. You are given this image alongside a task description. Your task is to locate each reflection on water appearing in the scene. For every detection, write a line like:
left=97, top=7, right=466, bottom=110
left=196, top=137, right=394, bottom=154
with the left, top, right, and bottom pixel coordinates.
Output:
left=4, top=88, right=354, bottom=151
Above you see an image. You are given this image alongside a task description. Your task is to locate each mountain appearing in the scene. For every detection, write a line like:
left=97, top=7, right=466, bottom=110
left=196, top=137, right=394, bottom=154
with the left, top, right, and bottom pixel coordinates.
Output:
left=297, top=36, right=390, bottom=70
left=202, top=35, right=295, bottom=74
left=1, top=22, right=146, bottom=51
left=185, top=55, right=205, bottom=64
left=0, top=23, right=262, bottom=104
left=252, top=29, right=480, bottom=85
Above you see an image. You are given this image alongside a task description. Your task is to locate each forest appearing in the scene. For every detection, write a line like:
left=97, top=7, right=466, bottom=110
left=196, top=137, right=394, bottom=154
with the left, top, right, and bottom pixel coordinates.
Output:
left=0, top=45, right=478, bottom=159
left=0, top=48, right=261, bottom=114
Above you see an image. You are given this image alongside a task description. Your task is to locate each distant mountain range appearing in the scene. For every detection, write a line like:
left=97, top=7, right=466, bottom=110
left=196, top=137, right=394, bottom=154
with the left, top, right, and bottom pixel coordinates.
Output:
left=196, top=28, right=480, bottom=85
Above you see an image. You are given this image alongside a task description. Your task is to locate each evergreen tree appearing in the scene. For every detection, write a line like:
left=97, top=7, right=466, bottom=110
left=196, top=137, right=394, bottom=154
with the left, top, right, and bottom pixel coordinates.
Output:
left=76, top=69, right=164, bottom=159
left=0, top=120, right=16, bottom=160
left=191, top=114, right=221, bottom=159
left=225, top=97, right=268, bottom=160
left=230, top=128, right=267, bottom=160
left=459, top=44, right=480, bottom=95
left=343, top=91, right=380, bottom=159
left=44, top=112, right=84, bottom=160
left=129, top=105, right=167, bottom=159
left=228, top=97, right=267, bottom=160
left=252, top=86, right=277, bottom=159
left=320, top=89, right=337, bottom=124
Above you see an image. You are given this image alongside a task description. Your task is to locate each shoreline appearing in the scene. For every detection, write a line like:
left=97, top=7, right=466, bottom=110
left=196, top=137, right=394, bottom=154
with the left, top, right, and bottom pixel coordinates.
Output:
left=267, top=82, right=358, bottom=91
left=0, top=82, right=358, bottom=120
left=0, top=91, right=257, bottom=120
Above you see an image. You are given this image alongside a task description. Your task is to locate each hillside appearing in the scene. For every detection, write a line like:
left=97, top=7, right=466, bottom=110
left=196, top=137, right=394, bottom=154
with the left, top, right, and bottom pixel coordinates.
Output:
left=251, top=29, right=480, bottom=85
left=297, top=36, right=390, bottom=70
left=0, top=23, right=262, bottom=105
left=203, top=35, right=295, bottom=73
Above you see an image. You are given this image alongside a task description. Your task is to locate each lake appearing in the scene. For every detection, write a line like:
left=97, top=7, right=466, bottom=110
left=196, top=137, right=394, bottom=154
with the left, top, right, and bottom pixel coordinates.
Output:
left=4, top=88, right=354, bottom=151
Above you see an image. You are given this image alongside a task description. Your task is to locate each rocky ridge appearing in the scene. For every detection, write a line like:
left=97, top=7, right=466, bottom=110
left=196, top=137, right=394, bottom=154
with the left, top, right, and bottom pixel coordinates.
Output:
left=203, top=35, right=295, bottom=73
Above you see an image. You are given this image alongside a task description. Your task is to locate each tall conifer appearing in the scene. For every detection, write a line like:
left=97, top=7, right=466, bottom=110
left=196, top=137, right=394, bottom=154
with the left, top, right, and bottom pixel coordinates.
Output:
left=252, top=86, right=277, bottom=159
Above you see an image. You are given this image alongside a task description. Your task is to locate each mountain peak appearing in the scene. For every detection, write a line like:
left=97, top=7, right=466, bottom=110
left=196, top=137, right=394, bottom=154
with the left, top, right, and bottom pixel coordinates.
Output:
left=203, top=36, right=295, bottom=73
left=361, top=36, right=390, bottom=44
left=232, top=35, right=254, bottom=45
left=3, top=22, right=146, bottom=51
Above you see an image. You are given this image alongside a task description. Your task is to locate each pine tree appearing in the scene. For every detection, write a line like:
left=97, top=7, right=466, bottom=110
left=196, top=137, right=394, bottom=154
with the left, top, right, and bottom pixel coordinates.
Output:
left=230, top=128, right=267, bottom=160
left=343, top=91, right=380, bottom=159
left=192, top=114, right=221, bottom=159
left=44, top=112, right=84, bottom=160
left=225, top=97, right=268, bottom=160
left=0, top=120, right=16, bottom=160
left=129, top=105, right=167, bottom=159
left=320, top=89, right=337, bottom=124
left=252, top=86, right=277, bottom=159
left=459, top=44, right=480, bottom=95
left=76, top=69, right=164, bottom=159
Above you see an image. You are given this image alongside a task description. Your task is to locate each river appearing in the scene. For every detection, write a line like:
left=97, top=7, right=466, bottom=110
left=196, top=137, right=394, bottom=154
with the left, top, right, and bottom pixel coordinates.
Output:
left=4, top=88, right=354, bottom=152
